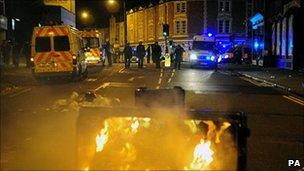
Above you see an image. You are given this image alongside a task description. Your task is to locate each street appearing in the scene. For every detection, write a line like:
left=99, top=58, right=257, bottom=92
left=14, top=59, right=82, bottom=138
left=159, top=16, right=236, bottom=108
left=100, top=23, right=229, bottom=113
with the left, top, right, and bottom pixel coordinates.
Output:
left=1, top=63, right=303, bottom=170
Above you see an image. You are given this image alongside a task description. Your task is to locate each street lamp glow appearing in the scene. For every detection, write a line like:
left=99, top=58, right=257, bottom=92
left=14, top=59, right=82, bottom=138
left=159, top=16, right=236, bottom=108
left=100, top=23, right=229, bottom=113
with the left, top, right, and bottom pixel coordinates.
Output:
left=81, top=11, right=89, bottom=19
left=108, top=0, right=115, bottom=4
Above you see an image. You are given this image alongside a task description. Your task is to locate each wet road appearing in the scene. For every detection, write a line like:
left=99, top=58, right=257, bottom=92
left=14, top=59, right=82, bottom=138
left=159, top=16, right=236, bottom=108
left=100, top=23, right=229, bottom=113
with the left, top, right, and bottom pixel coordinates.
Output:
left=1, top=63, right=303, bottom=170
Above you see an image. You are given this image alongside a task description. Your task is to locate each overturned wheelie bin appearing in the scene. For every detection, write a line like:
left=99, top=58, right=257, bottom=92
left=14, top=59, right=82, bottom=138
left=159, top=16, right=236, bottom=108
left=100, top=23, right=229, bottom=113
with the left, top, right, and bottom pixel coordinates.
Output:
left=77, top=87, right=250, bottom=170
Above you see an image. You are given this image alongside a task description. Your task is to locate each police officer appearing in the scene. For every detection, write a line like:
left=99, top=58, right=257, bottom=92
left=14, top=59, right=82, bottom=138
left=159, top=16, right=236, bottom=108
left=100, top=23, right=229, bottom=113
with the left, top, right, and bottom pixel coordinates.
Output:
left=174, top=44, right=184, bottom=70
left=152, top=42, right=162, bottom=69
left=123, top=42, right=132, bottom=68
left=105, top=41, right=112, bottom=66
left=136, top=41, right=145, bottom=68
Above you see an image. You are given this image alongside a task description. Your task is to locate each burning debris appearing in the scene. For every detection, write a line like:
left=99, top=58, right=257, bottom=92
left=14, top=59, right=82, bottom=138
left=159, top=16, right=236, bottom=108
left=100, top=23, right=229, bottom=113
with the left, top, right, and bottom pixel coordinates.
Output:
left=78, top=115, right=236, bottom=170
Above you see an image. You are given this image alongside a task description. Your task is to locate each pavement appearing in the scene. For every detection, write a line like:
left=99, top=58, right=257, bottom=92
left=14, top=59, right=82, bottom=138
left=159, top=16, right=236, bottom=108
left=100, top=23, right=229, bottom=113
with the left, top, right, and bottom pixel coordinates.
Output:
left=220, top=63, right=304, bottom=97
left=1, top=62, right=303, bottom=170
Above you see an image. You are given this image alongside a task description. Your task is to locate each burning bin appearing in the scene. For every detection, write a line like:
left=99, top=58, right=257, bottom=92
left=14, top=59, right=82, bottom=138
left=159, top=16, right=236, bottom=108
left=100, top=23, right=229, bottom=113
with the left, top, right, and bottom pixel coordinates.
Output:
left=77, top=88, right=249, bottom=170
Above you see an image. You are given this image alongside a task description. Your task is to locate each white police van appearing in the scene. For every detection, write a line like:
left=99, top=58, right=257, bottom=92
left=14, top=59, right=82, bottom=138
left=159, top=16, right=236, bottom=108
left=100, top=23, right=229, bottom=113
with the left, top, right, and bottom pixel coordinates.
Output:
left=189, top=35, right=217, bottom=69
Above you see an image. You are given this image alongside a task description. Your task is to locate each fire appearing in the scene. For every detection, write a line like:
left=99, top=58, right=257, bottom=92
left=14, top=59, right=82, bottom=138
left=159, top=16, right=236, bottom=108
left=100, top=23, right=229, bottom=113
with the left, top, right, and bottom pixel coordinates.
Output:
left=83, top=167, right=89, bottom=171
left=185, top=139, right=214, bottom=170
left=95, top=121, right=109, bottom=152
left=130, top=117, right=140, bottom=133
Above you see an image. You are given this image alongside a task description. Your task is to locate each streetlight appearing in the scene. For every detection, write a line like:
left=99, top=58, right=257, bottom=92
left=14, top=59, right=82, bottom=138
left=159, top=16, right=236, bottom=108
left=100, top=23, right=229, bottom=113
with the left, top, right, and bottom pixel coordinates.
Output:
left=81, top=11, right=89, bottom=19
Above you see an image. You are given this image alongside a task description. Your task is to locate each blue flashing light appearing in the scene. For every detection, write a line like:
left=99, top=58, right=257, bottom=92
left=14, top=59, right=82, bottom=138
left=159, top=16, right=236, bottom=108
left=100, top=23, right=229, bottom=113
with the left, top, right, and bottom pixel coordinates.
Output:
left=219, top=41, right=222, bottom=44
left=210, top=56, right=215, bottom=61
left=208, top=33, right=213, bottom=37
left=254, top=42, right=259, bottom=50
left=206, top=56, right=211, bottom=60
left=223, top=44, right=226, bottom=48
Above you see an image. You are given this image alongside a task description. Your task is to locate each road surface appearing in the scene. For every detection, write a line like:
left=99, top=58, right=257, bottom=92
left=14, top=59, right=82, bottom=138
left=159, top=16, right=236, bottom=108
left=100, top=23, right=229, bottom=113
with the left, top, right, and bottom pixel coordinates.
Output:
left=1, top=63, right=303, bottom=170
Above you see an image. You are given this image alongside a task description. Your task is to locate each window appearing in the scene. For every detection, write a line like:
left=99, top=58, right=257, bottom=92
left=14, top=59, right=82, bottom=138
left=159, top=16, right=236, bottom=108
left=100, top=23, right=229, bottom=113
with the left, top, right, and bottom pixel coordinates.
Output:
left=192, top=41, right=215, bottom=51
left=83, top=37, right=100, bottom=48
left=218, top=20, right=230, bottom=33
left=181, top=21, right=186, bottom=34
left=35, top=37, right=51, bottom=52
left=218, top=0, right=230, bottom=12
left=181, top=2, right=186, bottom=13
left=225, top=1, right=230, bottom=12
left=176, top=3, right=181, bottom=13
left=218, top=20, right=224, bottom=33
left=54, top=36, right=70, bottom=51
left=225, top=20, right=230, bottom=33
left=219, top=1, right=224, bottom=12
left=176, top=21, right=180, bottom=34
left=175, top=20, right=187, bottom=35
left=176, top=2, right=186, bottom=13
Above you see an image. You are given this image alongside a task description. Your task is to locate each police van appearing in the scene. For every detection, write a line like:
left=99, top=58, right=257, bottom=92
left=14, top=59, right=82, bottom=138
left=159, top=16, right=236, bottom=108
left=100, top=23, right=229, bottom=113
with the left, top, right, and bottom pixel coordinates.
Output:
left=81, top=29, right=102, bottom=65
left=31, top=25, right=87, bottom=79
left=189, top=35, right=218, bottom=69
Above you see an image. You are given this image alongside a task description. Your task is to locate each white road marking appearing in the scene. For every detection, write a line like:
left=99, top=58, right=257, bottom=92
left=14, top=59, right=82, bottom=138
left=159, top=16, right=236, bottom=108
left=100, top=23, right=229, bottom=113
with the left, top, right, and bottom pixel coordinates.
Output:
left=171, top=72, right=175, bottom=77
left=240, top=77, right=263, bottom=87
left=283, top=95, right=304, bottom=106
left=86, top=78, right=97, bottom=82
left=94, top=82, right=110, bottom=91
left=173, top=69, right=176, bottom=72
left=161, top=69, right=163, bottom=72
left=167, top=78, right=172, bottom=83
left=156, top=86, right=160, bottom=89
left=118, top=68, right=125, bottom=73
left=160, top=73, right=163, bottom=77
left=9, top=88, right=32, bottom=98
left=158, top=78, right=162, bottom=84
left=128, top=77, right=135, bottom=82
left=138, top=76, right=144, bottom=79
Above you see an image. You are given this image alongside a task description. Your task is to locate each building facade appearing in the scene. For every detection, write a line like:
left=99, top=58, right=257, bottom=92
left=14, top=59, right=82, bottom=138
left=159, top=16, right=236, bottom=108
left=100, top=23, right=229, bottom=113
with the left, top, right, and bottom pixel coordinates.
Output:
left=0, top=0, right=7, bottom=42
left=250, top=0, right=303, bottom=70
left=108, top=0, right=247, bottom=54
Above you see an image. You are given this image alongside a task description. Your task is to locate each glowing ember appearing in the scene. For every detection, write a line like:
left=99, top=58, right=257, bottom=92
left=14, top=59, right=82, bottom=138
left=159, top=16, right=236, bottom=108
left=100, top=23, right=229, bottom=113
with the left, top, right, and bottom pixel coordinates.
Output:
left=95, top=121, right=109, bottom=152
left=186, top=139, right=214, bottom=170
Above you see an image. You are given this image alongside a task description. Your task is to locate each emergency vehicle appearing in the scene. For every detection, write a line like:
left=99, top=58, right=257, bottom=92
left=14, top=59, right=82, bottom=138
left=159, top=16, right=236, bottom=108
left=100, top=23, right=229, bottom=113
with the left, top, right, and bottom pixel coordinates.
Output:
left=31, top=25, right=87, bottom=78
left=80, top=29, right=102, bottom=65
left=189, top=35, right=218, bottom=69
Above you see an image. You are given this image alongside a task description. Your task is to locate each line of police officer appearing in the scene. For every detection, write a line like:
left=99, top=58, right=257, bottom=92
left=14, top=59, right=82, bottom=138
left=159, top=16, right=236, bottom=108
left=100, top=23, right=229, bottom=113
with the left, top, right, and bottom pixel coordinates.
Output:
left=104, top=41, right=184, bottom=69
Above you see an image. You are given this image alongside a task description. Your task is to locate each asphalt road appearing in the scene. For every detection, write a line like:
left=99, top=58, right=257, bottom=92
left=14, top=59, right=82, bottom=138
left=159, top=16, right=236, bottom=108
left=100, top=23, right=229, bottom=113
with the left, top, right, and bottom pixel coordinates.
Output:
left=1, top=63, right=303, bottom=171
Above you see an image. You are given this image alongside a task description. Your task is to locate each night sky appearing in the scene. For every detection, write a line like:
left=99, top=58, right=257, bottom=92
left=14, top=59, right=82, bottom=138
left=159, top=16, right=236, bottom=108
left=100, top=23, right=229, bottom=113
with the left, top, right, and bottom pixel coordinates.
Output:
left=5, top=0, right=161, bottom=42
left=76, top=0, right=161, bottom=29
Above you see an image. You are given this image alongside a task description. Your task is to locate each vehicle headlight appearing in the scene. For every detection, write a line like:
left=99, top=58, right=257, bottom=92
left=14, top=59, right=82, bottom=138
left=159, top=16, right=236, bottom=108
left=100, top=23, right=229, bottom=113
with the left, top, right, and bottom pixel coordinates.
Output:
left=218, top=56, right=222, bottom=62
left=224, top=54, right=229, bottom=59
left=210, top=55, right=215, bottom=61
left=190, top=54, right=197, bottom=60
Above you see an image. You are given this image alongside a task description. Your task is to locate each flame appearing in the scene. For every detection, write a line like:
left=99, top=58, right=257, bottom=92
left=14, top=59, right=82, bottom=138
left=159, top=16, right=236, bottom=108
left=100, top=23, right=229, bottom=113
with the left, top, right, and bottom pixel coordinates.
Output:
left=131, top=117, right=140, bottom=133
left=215, top=122, right=231, bottom=143
left=186, top=139, right=214, bottom=170
left=83, top=167, right=89, bottom=171
left=95, top=121, right=109, bottom=152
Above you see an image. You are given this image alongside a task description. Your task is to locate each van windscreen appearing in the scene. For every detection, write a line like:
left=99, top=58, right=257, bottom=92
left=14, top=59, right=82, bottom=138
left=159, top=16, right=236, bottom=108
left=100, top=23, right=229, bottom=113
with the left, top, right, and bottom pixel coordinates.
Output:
left=35, top=37, right=51, bottom=52
left=54, top=36, right=70, bottom=51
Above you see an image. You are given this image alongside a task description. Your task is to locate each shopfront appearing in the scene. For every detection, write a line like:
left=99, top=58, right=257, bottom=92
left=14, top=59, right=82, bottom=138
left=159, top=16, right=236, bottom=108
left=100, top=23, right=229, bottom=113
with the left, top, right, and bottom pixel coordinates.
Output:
left=270, top=0, right=302, bottom=70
